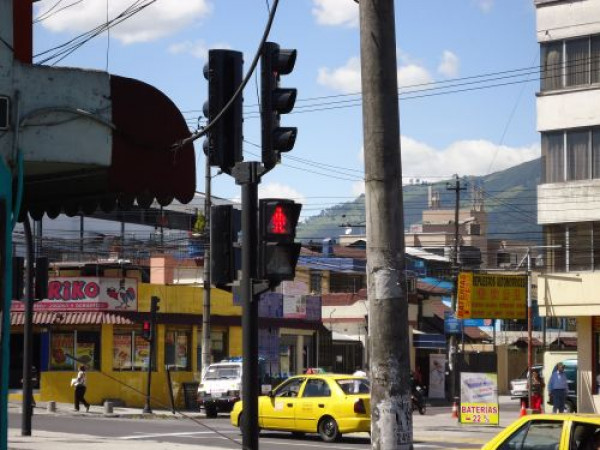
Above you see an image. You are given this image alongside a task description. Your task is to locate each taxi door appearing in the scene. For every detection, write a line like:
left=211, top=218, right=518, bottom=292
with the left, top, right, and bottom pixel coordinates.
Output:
left=260, top=377, right=305, bottom=430
left=295, top=378, right=332, bottom=432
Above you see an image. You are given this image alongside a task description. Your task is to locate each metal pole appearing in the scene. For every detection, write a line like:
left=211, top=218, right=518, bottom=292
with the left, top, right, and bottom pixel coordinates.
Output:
left=527, top=250, right=533, bottom=410
left=143, top=310, right=156, bottom=414
left=359, top=1, right=411, bottom=448
left=202, top=156, right=212, bottom=376
left=21, top=217, right=33, bottom=436
left=238, top=162, right=260, bottom=450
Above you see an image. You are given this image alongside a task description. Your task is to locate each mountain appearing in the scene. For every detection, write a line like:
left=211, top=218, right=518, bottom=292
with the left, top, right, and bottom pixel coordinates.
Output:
left=297, top=158, right=541, bottom=243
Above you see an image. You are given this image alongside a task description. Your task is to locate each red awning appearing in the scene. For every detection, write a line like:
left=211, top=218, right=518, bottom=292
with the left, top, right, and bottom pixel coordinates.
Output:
left=11, top=311, right=135, bottom=326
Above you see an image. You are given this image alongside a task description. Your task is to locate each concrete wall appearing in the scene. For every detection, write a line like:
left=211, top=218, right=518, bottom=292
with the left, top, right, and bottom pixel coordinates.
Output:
left=538, top=272, right=600, bottom=316
left=537, top=90, right=600, bottom=133
left=536, top=0, right=600, bottom=42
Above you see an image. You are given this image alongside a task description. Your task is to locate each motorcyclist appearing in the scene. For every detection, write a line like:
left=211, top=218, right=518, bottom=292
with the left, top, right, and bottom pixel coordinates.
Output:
left=411, top=371, right=426, bottom=414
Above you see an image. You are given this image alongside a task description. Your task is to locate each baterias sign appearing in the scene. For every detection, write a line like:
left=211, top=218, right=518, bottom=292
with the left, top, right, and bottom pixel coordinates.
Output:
left=12, top=277, right=138, bottom=312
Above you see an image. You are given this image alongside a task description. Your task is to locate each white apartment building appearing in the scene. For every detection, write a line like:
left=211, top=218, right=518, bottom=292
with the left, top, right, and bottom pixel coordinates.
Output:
left=535, top=0, right=600, bottom=412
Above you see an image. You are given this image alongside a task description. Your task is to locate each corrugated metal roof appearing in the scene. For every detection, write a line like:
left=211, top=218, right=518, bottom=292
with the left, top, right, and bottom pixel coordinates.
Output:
left=11, top=311, right=135, bottom=326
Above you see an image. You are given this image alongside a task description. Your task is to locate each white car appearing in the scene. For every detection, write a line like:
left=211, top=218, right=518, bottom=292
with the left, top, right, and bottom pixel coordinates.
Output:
left=510, top=364, right=543, bottom=405
left=197, top=360, right=243, bottom=418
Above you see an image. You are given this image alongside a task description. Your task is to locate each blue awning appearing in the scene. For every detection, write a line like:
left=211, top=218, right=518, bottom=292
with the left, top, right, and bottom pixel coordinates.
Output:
left=413, top=333, right=446, bottom=349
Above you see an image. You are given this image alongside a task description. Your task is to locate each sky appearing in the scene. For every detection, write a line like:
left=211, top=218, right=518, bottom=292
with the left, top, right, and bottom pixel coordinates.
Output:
left=32, top=0, right=541, bottom=222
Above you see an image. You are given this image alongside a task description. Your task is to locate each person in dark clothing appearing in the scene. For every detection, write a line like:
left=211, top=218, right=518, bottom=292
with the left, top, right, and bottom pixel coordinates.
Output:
left=73, top=365, right=90, bottom=412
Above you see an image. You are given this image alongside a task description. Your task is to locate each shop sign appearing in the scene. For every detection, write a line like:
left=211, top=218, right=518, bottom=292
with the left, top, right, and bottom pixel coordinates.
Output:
left=457, top=272, right=526, bottom=319
left=459, top=372, right=499, bottom=426
left=12, top=276, right=138, bottom=312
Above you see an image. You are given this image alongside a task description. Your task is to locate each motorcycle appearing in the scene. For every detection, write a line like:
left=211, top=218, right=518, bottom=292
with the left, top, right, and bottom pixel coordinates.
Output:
left=412, top=385, right=426, bottom=415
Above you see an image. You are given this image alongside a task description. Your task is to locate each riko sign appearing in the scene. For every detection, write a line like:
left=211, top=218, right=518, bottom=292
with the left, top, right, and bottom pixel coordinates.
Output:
left=457, top=272, right=526, bottom=319
left=12, top=277, right=138, bottom=312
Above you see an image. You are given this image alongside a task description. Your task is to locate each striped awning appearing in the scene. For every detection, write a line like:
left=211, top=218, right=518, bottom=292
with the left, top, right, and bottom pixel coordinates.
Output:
left=11, top=311, right=135, bottom=326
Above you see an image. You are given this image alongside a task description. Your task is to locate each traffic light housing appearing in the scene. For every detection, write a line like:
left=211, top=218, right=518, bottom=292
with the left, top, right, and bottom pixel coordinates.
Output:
left=210, top=205, right=241, bottom=287
left=12, top=257, right=24, bottom=300
left=259, top=199, right=302, bottom=282
left=261, top=42, right=297, bottom=170
left=142, top=320, right=152, bottom=341
left=203, top=49, right=244, bottom=174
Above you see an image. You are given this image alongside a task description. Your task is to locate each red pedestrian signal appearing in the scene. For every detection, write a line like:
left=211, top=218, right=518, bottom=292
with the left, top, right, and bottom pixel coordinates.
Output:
left=142, top=320, right=151, bottom=342
left=259, top=199, right=302, bottom=283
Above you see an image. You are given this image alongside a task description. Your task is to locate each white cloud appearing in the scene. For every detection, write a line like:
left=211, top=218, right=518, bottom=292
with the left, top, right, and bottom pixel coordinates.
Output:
left=35, top=0, right=212, bottom=44
left=352, top=181, right=365, bottom=197
left=473, top=0, right=494, bottom=13
left=437, top=51, right=459, bottom=78
left=259, top=183, right=306, bottom=206
left=317, top=56, right=433, bottom=94
left=312, top=0, right=358, bottom=27
left=168, top=40, right=231, bottom=60
left=400, top=136, right=539, bottom=181
left=317, top=57, right=362, bottom=93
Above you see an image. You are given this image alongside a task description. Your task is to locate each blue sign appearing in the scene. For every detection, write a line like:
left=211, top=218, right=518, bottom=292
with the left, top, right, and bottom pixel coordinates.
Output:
left=444, top=311, right=463, bottom=335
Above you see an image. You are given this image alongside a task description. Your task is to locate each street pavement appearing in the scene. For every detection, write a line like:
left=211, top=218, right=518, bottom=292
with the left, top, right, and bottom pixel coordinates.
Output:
left=6, top=396, right=523, bottom=450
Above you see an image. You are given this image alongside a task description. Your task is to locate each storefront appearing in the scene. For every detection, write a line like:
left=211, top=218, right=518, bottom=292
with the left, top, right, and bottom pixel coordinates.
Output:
left=10, top=275, right=322, bottom=407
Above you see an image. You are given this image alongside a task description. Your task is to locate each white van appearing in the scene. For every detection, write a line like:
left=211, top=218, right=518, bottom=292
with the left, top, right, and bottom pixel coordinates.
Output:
left=197, top=360, right=243, bottom=418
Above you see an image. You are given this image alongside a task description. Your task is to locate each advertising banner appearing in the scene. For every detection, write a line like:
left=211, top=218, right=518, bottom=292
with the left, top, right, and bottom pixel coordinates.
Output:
left=11, top=277, right=138, bottom=312
left=113, top=334, right=132, bottom=370
left=428, top=354, right=446, bottom=399
left=50, top=333, right=74, bottom=370
left=459, top=372, right=499, bottom=425
left=444, top=311, right=463, bottom=335
left=457, top=272, right=526, bottom=319
left=283, top=294, right=306, bottom=318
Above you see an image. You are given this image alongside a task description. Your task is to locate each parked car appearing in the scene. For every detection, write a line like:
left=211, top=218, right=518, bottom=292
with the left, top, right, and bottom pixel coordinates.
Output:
left=482, top=414, right=600, bottom=450
left=230, top=373, right=371, bottom=442
left=510, top=364, right=543, bottom=406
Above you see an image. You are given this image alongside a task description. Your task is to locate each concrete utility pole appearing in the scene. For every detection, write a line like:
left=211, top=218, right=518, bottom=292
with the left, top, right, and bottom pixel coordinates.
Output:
left=359, top=1, right=412, bottom=449
left=447, top=175, right=466, bottom=402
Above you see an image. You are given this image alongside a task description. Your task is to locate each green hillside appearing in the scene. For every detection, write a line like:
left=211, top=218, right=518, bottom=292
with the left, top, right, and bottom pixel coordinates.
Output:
left=297, top=158, right=541, bottom=243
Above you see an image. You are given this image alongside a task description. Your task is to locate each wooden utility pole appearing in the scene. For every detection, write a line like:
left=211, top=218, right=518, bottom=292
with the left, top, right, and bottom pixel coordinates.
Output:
left=359, top=1, right=412, bottom=449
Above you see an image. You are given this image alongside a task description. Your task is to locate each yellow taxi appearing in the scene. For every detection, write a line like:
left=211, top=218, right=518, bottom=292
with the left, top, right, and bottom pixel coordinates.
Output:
left=230, top=373, right=370, bottom=442
left=482, top=414, right=600, bottom=450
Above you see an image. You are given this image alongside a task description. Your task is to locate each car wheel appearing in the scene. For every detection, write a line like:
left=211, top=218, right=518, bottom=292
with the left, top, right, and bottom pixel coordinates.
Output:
left=565, top=400, right=576, bottom=413
left=318, top=417, right=340, bottom=442
left=205, top=405, right=218, bottom=418
left=291, top=432, right=305, bottom=439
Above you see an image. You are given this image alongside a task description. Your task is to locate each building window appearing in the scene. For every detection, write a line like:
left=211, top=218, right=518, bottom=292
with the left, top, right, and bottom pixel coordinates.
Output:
left=49, top=330, right=100, bottom=371
left=541, top=41, right=563, bottom=91
left=542, top=35, right=600, bottom=91
left=165, top=329, right=191, bottom=371
left=546, top=222, right=600, bottom=272
left=542, top=128, right=600, bottom=183
left=541, top=132, right=564, bottom=183
left=113, top=330, right=152, bottom=371
left=329, top=273, right=366, bottom=293
left=196, top=329, right=228, bottom=372
left=310, top=270, right=322, bottom=294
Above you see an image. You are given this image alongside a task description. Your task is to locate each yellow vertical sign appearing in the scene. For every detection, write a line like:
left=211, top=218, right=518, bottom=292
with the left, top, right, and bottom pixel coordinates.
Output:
left=457, top=272, right=526, bottom=319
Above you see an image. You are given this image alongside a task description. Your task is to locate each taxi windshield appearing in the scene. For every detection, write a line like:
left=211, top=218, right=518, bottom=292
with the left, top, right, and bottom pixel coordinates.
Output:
left=337, top=378, right=370, bottom=394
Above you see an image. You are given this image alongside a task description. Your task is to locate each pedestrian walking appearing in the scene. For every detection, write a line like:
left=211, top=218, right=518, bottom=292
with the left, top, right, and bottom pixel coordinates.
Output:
left=548, top=362, right=568, bottom=413
left=530, top=370, right=544, bottom=412
left=73, top=365, right=90, bottom=412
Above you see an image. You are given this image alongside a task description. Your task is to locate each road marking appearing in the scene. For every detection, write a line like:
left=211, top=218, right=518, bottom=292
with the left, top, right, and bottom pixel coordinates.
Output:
left=258, top=439, right=367, bottom=449
left=119, top=431, right=224, bottom=439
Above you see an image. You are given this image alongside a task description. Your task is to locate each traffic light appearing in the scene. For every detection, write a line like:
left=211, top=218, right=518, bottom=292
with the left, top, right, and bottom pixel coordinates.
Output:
left=210, top=205, right=241, bottom=287
left=35, top=257, right=48, bottom=301
left=260, top=42, right=297, bottom=170
left=151, top=296, right=160, bottom=319
left=12, top=257, right=24, bottom=300
left=203, top=49, right=244, bottom=174
left=142, top=320, right=152, bottom=341
left=259, top=199, right=302, bottom=282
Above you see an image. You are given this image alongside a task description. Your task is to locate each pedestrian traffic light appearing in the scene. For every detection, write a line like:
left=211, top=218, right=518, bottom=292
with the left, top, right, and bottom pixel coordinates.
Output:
left=203, top=49, right=244, bottom=174
left=259, top=199, right=302, bottom=282
left=260, top=42, right=297, bottom=171
left=151, top=296, right=160, bottom=316
left=210, top=205, right=241, bottom=287
left=142, top=320, right=151, bottom=341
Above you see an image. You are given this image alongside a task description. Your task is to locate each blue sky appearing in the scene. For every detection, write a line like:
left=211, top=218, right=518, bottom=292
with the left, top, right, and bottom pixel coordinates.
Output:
left=33, top=0, right=541, bottom=221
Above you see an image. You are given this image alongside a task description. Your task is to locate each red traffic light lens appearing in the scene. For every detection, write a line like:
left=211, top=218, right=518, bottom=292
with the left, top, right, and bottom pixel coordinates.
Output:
left=143, top=321, right=151, bottom=331
left=268, top=205, right=290, bottom=235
